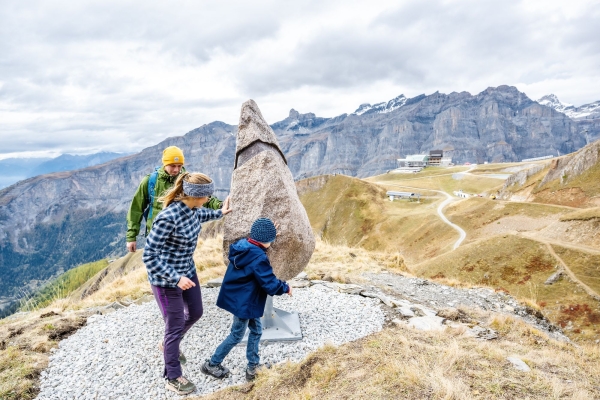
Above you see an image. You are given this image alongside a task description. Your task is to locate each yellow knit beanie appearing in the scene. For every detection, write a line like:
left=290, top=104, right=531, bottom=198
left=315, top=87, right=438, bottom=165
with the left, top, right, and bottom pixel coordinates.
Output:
left=162, top=146, right=185, bottom=165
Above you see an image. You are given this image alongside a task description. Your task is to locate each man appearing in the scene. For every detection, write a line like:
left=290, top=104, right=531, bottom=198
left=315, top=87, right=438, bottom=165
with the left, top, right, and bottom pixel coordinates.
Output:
left=126, top=146, right=222, bottom=252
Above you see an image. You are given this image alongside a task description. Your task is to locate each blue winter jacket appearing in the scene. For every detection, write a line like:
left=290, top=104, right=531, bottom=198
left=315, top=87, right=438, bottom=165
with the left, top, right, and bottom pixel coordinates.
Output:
left=216, top=238, right=289, bottom=319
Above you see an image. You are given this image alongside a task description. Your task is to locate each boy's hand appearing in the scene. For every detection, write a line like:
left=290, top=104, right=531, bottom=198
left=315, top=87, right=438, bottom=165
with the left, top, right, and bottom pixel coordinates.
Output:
left=287, top=285, right=293, bottom=297
left=222, top=196, right=232, bottom=215
left=177, top=276, right=196, bottom=290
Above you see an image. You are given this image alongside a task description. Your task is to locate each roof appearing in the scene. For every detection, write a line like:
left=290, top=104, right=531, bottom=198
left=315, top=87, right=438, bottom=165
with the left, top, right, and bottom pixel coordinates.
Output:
left=405, top=154, right=429, bottom=162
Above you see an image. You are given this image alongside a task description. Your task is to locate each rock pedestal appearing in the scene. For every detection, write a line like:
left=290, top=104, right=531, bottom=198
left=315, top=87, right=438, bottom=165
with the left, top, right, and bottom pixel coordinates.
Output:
left=223, top=100, right=315, bottom=281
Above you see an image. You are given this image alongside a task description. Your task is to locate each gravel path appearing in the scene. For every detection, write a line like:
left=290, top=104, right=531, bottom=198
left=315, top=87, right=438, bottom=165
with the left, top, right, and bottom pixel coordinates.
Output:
left=37, top=286, right=384, bottom=399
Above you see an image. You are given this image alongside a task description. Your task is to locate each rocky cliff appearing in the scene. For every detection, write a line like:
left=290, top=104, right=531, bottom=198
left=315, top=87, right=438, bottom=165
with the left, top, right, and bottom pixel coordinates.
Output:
left=0, top=85, right=591, bottom=303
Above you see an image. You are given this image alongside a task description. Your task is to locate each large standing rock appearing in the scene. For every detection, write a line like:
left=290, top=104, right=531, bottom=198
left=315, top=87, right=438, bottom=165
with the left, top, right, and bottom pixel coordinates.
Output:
left=223, top=100, right=315, bottom=280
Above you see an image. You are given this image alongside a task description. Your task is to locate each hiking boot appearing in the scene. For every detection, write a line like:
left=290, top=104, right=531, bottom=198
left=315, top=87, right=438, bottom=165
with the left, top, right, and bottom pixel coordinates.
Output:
left=201, top=359, right=230, bottom=379
left=165, top=376, right=196, bottom=395
left=158, top=341, right=187, bottom=365
left=246, top=363, right=271, bottom=381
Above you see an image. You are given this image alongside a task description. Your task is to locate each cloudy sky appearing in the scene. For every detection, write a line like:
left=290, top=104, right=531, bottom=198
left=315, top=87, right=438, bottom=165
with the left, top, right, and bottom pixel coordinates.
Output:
left=0, top=0, right=599, bottom=159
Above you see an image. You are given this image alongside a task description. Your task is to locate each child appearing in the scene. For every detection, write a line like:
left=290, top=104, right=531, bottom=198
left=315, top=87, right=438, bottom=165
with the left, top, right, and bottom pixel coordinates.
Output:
left=201, top=217, right=292, bottom=381
left=143, top=172, right=232, bottom=395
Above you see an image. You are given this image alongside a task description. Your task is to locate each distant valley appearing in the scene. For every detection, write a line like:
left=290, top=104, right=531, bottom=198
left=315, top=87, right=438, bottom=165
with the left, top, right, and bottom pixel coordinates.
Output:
left=0, top=152, right=130, bottom=189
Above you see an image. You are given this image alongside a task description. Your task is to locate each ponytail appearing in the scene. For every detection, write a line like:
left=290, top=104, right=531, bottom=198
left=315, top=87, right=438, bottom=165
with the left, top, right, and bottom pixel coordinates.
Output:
left=158, top=172, right=212, bottom=208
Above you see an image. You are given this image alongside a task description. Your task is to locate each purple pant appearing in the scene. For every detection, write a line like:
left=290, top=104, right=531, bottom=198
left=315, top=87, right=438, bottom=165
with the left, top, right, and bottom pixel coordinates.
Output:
left=151, top=274, right=203, bottom=379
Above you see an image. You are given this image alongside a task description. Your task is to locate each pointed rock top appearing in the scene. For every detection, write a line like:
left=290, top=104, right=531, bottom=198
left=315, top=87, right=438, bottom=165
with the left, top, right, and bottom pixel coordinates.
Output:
left=289, top=108, right=300, bottom=119
left=236, top=99, right=282, bottom=156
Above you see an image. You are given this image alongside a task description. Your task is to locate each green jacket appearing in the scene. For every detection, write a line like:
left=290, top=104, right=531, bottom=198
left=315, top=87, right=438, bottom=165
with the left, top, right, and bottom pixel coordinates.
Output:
left=126, top=167, right=222, bottom=242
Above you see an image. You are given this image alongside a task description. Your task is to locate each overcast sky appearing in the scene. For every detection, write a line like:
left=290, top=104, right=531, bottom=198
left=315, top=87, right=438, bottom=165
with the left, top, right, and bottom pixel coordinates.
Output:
left=0, top=0, right=599, bottom=159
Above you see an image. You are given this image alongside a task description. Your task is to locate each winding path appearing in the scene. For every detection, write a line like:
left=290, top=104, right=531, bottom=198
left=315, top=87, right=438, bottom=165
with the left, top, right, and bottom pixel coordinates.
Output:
left=379, top=182, right=467, bottom=250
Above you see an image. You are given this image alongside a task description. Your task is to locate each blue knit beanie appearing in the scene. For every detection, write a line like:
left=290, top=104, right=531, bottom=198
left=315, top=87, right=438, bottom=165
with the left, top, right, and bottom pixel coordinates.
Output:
left=250, top=218, right=277, bottom=243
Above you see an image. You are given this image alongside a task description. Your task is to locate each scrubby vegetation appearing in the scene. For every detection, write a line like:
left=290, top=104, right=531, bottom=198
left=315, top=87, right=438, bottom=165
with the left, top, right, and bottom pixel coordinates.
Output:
left=199, top=315, right=600, bottom=400
left=20, top=259, right=109, bottom=311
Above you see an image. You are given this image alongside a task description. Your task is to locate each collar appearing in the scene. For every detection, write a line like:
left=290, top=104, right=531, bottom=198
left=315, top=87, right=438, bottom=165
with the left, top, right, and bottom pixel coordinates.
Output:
left=247, top=238, right=267, bottom=250
left=174, top=200, right=195, bottom=217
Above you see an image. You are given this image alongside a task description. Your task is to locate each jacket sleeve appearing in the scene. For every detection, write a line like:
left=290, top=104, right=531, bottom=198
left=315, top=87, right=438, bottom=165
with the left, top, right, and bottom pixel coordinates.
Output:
left=195, top=207, right=223, bottom=223
left=253, top=256, right=289, bottom=296
left=126, top=175, right=150, bottom=242
left=203, top=196, right=223, bottom=210
left=142, top=214, right=182, bottom=285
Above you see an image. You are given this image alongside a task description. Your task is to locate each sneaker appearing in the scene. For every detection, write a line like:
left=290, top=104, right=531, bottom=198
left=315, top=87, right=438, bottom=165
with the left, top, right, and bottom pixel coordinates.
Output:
left=165, top=376, right=196, bottom=395
left=201, top=359, right=230, bottom=379
left=246, top=363, right=271, bottom=381
left=158, top=341, right=187, bottom=365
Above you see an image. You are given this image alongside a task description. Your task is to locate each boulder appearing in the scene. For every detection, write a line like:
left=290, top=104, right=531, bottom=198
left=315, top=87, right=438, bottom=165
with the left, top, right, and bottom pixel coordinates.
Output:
left=223, top=100, right=315, bottom=281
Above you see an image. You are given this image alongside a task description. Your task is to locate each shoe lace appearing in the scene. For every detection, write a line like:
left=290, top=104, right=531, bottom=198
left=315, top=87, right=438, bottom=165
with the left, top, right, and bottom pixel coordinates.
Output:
left=176, top=376, right=189, bottom=385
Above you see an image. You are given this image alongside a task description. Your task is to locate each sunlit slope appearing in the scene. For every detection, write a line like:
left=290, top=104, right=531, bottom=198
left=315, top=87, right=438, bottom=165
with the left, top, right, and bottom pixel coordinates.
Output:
left=500, top=139, right=600, bottom=207
left=413, top=234, right=600, bottom=340
left=297, top=175, right=457, bottom=263
left=367, top=166, right=506, bottom=195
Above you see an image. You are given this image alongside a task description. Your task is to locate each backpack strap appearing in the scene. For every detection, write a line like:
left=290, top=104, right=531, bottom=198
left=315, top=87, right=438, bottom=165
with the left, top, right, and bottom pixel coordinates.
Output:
left=143, top=166, right=161, bottom=223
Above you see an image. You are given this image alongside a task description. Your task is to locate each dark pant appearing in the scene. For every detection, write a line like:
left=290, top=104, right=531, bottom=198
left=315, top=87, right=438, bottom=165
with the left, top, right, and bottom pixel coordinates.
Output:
left=210, top=315, right=262, bottom=368
left=151, top=274, right=203, bottom=379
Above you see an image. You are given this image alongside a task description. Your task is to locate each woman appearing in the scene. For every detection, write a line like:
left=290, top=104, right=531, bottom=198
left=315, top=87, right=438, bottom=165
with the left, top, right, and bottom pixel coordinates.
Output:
left=142, top=172, right=231, bottom=395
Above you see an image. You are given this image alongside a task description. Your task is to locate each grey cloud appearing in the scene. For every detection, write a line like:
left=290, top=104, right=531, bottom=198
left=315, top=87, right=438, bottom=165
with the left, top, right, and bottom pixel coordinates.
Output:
left=236, top=0, right=599, bottom=96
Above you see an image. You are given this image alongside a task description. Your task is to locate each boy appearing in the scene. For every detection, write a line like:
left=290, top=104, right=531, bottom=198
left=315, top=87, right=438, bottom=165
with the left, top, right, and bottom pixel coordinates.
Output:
left=202, top=218, right=292, bottom=381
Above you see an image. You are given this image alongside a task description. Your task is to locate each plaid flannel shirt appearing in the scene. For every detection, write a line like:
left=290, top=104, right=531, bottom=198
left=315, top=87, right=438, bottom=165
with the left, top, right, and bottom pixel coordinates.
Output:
left=142, top=200, right=223, bottom=288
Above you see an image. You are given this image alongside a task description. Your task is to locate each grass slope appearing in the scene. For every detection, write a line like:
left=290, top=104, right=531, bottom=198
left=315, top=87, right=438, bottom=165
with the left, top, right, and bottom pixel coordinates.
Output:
left=299, top=175, right=457, bottom=264
left=199, top=319, right=600, bottom=400
left=413, top=234, right=600, bottom=341
left=19, top=260, right=109, bottom=311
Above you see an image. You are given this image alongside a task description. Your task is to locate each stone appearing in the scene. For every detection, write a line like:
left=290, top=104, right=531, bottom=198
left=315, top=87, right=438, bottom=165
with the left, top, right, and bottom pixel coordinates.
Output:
left=288, top=279, right=310, bottom=288
left=397, top=307, right=415, bottom=318
left=408, top=316, right=446, bottom=331
left=507, top=356, right=531, bottom=372
left=336, top=284, right=364, bottom=295
left=206, top=277, right=223, bottom=288
left=133, top=294, right=154, bottom=305
left=223, top=100, right=315, bottom=281
left=468, top=326, right=499, bottom=340
left=545, top=270, right=563, bottom=285
left=295, top=272, right=309, bottom=280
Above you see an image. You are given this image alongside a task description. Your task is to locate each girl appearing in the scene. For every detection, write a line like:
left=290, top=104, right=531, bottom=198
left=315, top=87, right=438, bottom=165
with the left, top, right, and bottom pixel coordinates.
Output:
left=142, top=172, right=231, bottom=395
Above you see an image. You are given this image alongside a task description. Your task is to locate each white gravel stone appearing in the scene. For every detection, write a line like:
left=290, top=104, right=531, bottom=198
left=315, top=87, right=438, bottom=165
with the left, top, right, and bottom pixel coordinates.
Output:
left=36, top=286, right=384, bottom=399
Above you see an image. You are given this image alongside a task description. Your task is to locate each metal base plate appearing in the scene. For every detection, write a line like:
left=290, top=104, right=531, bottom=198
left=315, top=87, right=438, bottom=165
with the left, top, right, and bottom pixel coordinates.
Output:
left=241, top=307, right=302, bottom=343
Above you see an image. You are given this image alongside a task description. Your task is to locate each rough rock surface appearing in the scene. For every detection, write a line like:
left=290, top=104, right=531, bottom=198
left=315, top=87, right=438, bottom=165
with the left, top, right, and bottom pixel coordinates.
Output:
left=223, top=100, right=315, bottom=280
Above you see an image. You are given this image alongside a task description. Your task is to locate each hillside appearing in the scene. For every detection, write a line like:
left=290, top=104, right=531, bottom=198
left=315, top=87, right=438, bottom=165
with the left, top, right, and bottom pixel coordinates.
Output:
left=2, top=163, right=600, bottom=398
left=2, top=235, right=599, bottom=399
left=498, top=139, right=600, bottom=207
left=0, top=85, right=590, bottom=309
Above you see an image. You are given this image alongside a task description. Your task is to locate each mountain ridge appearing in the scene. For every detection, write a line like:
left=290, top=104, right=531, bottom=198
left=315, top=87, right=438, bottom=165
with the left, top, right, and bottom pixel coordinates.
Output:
left=0, top=84, right=594, bottom=308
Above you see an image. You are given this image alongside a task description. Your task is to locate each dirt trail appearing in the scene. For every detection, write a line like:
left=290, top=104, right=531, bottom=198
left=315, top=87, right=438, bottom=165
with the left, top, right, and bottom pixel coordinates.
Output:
left=377, top=182, right=467, bottom=250
left=519, top=231, right=600, bottom=255
left=543, top=242, right=600, bottom=301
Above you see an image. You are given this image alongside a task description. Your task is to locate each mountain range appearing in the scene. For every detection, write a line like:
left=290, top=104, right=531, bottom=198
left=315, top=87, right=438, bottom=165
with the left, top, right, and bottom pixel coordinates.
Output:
left=0, top=152, right=129, bottom=190
left=0, top=85, right=597, bottom=313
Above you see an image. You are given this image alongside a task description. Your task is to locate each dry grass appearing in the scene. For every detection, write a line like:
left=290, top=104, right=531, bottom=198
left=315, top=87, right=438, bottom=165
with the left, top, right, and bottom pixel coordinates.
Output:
left=299, top=175, right=458, bottom=264
left=413, top=234, right=600, bottom=342
left=552, top=245, right=600, bottom=295
left=560, top=207, right=600, bottom=221
left=198, top=316, right=600, bottom=400
left=444, top=197, right=567, bottom=241
left=368, top=166, right=506, bottom=195
left=304, top=238, right=408, bottom=284
left=0, top=310, right=88, bottom=399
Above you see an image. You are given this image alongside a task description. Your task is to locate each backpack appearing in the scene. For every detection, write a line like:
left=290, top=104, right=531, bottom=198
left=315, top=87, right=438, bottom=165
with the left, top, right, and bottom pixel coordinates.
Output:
left=142, top=166, right=161, bottom=224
